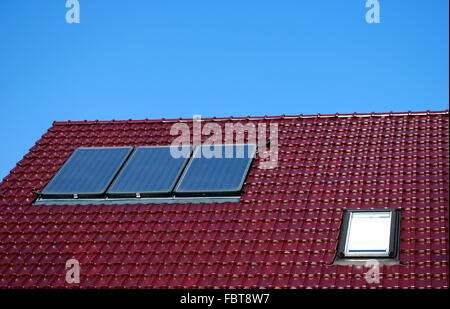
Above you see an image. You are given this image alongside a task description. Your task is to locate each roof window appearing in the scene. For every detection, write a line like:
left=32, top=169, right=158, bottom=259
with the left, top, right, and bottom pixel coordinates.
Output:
left=335, top=209, right=401, bottom=263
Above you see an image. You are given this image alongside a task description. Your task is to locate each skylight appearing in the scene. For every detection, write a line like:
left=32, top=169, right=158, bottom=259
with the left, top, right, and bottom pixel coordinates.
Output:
left=345, top=212, right=392, bottom=256
left=336, top=209, right=401, bottom=260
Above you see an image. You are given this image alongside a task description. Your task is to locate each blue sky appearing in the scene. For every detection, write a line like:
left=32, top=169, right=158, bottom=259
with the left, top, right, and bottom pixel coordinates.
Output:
left=0, top=1, right=448, bottom=181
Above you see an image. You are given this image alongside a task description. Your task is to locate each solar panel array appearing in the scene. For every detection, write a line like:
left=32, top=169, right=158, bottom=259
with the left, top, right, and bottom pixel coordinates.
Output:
left=41, top=144, right=256, bottom=199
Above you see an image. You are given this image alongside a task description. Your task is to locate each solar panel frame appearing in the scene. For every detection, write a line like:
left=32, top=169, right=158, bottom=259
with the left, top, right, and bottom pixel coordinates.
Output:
left=106, top=145, right=193, bottom=198
left=174, top=144, right=257, bottom=197
left=41, top=146, right=133, bottom=199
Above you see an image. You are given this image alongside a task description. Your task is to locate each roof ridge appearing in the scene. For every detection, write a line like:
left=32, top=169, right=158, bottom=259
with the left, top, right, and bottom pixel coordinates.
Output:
left=52, top=110, right=449, bottom=126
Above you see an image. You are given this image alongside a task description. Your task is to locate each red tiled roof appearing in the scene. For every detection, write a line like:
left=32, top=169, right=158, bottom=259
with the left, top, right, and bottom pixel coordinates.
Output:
left=0, top=111, right=448, bottom=288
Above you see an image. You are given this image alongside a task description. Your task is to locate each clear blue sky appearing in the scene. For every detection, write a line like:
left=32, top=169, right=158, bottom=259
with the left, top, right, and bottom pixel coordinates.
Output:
left=0, top=1, right=448, bottom=181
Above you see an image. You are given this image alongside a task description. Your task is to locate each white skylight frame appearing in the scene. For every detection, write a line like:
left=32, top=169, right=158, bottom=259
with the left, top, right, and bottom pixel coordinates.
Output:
left=344, top=211, right=392, bottom=257
left=337, top=209, right=401, bottom=260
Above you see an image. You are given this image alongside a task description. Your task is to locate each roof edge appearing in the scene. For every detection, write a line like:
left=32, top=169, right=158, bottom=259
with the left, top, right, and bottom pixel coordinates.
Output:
left=52, top=110, right=450, bottom=126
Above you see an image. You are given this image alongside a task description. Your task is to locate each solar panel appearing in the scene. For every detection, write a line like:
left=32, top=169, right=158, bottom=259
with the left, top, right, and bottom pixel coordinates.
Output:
left=107, top=146, right=192, bottom=197
left=41, top=147, right=133, bottom=198
left=175, top=144, right=257, bottom=196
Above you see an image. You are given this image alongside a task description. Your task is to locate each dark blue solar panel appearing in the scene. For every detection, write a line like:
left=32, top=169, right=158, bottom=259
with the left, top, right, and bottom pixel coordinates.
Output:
left=175, top=144, right=256, bottom=195
left=42, top=147, right=132, bottom=197
left=107, top=146, right=192, bottom=196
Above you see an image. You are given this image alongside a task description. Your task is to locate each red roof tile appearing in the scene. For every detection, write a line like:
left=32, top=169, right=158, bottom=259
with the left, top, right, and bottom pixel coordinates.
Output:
left=0, top=111, right=449, bottom=288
